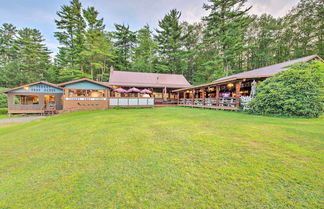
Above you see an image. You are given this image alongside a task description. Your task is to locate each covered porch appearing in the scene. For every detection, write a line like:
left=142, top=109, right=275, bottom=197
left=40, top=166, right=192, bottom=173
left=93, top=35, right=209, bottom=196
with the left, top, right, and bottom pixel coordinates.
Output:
left=174, top=78, right=261, bottom=111
left=110, top=86, right=179, bottom=106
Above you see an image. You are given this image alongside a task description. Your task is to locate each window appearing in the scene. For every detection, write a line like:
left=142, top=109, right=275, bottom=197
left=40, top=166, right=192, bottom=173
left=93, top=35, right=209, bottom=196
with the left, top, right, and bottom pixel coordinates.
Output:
left=14, top=95, right=39, bottom=105
left=68, top=89, right=105, bottom=97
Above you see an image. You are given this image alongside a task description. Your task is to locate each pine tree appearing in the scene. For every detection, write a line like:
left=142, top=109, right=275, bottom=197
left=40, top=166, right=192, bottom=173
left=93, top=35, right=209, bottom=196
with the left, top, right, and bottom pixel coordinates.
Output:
left=54, top=0, right=85, bottom=70
left=245, top=14, right=281, bottom=70
left=0, top=23, right=18, bottom=65
left=132, top=25, right=157, bottom=72
left=113, top=24, right=136, bottom=71
left=181, top=22, right=203, bottom=83
left=283, top=0, right=323, bottom=58
left=16, top=28, right=51, bottom=83
left=81, top=6, right=115, bottom=81
left=203, top=0, right=252, bottom=78
left=81, top=32, right=115, bottom=81
left=155, top=9, right=185, bottom=74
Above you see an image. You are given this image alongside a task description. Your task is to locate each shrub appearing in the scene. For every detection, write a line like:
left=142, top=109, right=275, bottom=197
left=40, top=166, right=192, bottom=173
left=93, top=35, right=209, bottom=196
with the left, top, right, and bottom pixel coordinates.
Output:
left=0, top=108, right=8, bottom=114
left=0, top=88, right=8, bottom=108
left=248, top=61, right=324, bottom=118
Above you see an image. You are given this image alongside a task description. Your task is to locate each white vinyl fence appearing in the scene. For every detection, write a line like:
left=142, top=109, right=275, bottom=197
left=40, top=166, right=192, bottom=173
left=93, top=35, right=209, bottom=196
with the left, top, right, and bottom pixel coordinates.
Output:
left=109, top=98, right=154, bottom=106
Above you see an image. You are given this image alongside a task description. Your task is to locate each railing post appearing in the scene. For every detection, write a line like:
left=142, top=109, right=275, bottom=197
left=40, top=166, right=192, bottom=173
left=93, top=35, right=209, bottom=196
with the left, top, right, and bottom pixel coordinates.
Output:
left=235, top=81, right=242, bottom=107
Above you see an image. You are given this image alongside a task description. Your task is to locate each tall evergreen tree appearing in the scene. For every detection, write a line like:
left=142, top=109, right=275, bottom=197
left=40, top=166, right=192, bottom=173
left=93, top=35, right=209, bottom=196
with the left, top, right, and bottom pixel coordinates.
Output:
left=81, top=6, right=115, bottom=81
left=0, top=26, right=52, bottom=87
left=245, top=14, right=281, bottom=70
left=0, top=23, right=18, bottom=66
left=132, top=25, right=157, bottom=72
left=16, top=28, right=51, bottom=82
left=155, top=9, right=185, bottom=74
left=113, top=24, right=136, bottom=71
left=54, top=0, right=85, bottom=70
left=181, top=22, right=203, bottom=83
left=203, top=0, right=252, bottom=78
left=283, top=0, right=323, bottom=58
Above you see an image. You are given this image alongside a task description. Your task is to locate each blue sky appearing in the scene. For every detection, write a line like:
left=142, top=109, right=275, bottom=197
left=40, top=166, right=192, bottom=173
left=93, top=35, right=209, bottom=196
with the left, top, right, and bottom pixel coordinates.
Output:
left=0, top=0, right=299, bottom=56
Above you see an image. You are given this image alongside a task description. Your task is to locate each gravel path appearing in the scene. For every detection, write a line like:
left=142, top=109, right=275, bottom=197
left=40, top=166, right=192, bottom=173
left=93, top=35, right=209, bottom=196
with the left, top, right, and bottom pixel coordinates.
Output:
left=0, top=116, right=45, bottom=125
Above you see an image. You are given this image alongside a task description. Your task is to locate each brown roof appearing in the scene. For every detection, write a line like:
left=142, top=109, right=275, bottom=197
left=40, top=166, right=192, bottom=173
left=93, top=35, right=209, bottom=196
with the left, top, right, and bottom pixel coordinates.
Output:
left=58, top=78, right=112, bottom=88
left=108, top=70, right=191, bottom=88
left=173, top=55, right=322, bottom=92
left=0, top=81, right=63, bottom=93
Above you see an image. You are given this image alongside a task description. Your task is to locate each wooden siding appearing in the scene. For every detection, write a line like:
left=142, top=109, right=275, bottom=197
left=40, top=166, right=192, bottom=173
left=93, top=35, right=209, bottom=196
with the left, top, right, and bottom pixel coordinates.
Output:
left=7, top=92, right=63, bottom=114
left=62, top=88, right=109, bottom=111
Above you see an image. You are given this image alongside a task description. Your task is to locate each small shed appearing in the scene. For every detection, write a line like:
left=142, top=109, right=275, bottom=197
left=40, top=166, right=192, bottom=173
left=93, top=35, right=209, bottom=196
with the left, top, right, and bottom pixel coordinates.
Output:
left=0, top=81, right=64, bottom=115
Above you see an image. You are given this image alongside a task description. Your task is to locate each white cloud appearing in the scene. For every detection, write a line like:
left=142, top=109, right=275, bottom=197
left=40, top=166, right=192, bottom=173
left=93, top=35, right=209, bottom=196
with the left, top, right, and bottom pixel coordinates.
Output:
left=0, top=0, right=301, bottom=58
left=247, top=0, right=299, bottom=17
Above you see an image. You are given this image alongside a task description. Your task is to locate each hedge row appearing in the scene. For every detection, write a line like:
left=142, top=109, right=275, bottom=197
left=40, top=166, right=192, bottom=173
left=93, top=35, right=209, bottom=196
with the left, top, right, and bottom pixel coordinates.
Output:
left=0, top=108, right=8, bottom=114
left=0, top=87, right=8, bottom=108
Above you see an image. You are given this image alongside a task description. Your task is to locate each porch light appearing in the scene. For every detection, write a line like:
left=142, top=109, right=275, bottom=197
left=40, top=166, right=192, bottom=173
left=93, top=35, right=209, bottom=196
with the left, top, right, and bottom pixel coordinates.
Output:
left=227, top=83, right=234, bottom=88
left=23, top=86, right=29, bottom=90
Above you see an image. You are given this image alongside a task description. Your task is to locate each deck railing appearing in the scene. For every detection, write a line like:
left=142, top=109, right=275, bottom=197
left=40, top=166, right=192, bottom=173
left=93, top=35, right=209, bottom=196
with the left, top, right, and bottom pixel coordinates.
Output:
left=109, top=98, right=154, bottom=106
left=178, top=97, right=237, bottom=107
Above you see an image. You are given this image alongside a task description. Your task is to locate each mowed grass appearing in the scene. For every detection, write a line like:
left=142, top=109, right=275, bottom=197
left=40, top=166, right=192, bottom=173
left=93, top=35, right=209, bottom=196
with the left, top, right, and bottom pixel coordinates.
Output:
left=0, top=107, right=323, bottom=208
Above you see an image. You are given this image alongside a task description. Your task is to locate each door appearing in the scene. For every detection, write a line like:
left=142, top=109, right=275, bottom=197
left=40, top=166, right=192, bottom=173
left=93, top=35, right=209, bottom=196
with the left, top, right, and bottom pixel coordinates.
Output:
left=44, top=95, right=56, bottom=110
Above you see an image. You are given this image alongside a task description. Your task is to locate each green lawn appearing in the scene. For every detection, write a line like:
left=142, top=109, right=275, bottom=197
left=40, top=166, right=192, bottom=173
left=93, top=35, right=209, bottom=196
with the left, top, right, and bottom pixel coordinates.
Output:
left=0, top=107, right=323, bottom=208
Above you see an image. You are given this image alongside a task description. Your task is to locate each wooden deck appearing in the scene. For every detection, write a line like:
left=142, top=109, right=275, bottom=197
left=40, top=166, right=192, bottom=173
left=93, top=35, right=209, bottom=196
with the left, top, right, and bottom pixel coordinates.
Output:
left=178, top=104, right=238, bottom=111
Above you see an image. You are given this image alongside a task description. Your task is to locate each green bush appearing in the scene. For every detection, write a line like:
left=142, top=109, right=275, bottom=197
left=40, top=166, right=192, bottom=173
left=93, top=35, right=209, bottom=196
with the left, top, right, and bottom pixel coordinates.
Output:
left=248, top=61, right=324, bottom=118
left=0, top=108, right=8, bottom=114
left=0, top=88, right=8, bottom=108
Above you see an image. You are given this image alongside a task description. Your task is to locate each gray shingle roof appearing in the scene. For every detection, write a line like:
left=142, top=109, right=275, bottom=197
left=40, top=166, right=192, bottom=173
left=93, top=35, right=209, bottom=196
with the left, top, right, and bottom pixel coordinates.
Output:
left=215, top=55, right=321, bottom=82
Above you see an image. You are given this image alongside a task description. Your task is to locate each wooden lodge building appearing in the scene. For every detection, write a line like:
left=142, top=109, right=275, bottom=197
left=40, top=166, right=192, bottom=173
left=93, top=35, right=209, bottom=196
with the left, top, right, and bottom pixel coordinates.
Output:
left=173, top=55, right=322, bottom=110
left=105, top=69, right=192, bottom=104
left=1, top=71, right=191, bottom=114
left=1, top=55, right=321, bottom=114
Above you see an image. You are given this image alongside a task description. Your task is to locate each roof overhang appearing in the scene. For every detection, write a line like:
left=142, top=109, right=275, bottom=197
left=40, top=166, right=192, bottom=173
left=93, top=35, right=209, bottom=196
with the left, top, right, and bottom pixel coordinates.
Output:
left=58, top=78, right=112, bottom=88
left=172, top=76, right=269, bottom=92
left=0, top=81, right=63, bottom=94
left=173, top=55, right=323, bottom=93
left=108, top=82, right=192, bottom=89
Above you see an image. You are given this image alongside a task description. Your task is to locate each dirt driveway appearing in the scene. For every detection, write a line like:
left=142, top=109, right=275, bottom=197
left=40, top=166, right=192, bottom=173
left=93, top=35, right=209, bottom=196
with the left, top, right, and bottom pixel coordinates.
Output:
left=0, top=116, right=45, bottom=125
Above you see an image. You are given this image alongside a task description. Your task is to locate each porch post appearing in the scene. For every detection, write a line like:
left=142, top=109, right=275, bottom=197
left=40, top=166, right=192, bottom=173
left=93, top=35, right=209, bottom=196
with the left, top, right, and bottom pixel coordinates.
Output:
left=107, top=89, right=110, bottom=98
left=177, top=92, right=180, bottom=104
left=215, top=85, right=220, bottom=106
left=162, top=88, right=164, bottom=102
left=184, top=91, right=186, bottom=105
left=64, top=88, right=69, bottom=97
left=202, top=88, right=205, bottom=105
left=235, top=81, right=242, bottom=107
left=191, top=90, right=195, bottom=106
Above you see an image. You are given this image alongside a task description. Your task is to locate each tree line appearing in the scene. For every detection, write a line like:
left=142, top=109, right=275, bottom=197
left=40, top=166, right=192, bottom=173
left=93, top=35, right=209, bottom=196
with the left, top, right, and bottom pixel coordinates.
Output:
left=0, top=0, right=322, bottom=88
